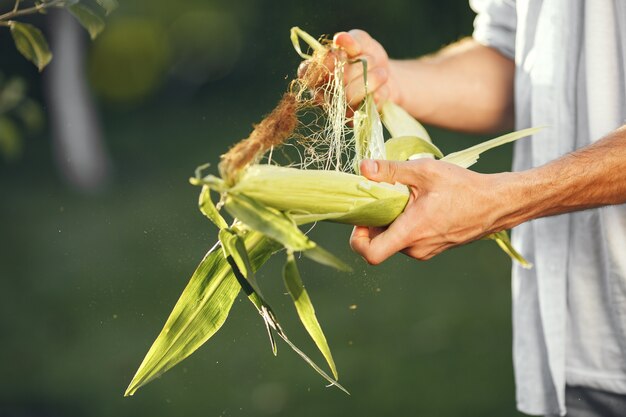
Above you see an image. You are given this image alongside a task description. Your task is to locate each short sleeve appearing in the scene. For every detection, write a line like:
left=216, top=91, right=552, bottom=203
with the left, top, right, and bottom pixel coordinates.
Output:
left=469, top=0, right=517, bottom=59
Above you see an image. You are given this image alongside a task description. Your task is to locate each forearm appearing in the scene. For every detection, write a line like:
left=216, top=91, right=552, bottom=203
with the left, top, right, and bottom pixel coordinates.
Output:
left=493, top=125, right=626, bottom=230
left=390, top=38, right=515, bottom=134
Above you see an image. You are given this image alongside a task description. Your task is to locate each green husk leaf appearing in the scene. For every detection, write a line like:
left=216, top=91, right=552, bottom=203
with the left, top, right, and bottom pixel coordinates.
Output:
left=290, top=26, right=325, bottom=60
left=442, top=127, right=543, bottom=168
left=69, top=3, right=106, bottom=40
left=221, top=238, right=279, bottom=355
left=252, top=303, right=348, bottom=394
left=284, top=252, right=338, bottom=379
left=224, top=193, right=314, bottom=252
left=224, top=193, right=350, bottom=271
left=190, top=174, right=227, bottom=192
left=232, top=165, right=410, bottom=227
left=303, top=245, right=352, bottom=272
left=253, top=302, right=278, bottom=355
left=365, top=95, right=386, bottom=161
left=353, top=94, right=386, bottom=173
left=218, top=228, right=265, bottom=296
left=385, top=136, right=444, bottom=160
left=273, top=326, right=349, bottom=394
left=486, top=231, right=533, bottom=269
left=219, top=229, right=252, bottom=281
left=125, top=231, right=278, bottom=396
left=199, top=185, right=228, bottom=229
left=262, top=306, right=349, bottom=394
left=9, top=22, right=52, bottom=71
left=224, top=248, right=346, bottom=392
left=381, top=101, right=432, bottom=143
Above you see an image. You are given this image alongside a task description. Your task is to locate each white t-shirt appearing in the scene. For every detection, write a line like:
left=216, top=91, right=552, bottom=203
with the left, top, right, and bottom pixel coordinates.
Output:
left=471, top=0, right=626, bottom=415
left=565, top=0, right=626, bottom=395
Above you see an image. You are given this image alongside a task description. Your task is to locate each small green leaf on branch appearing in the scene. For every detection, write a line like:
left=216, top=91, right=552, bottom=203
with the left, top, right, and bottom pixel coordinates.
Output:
left=9, top=22, right=52, bottom=71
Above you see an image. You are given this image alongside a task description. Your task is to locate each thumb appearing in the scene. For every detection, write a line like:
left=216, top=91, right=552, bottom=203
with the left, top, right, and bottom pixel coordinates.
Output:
left=360, top=159, right=416, bottom=185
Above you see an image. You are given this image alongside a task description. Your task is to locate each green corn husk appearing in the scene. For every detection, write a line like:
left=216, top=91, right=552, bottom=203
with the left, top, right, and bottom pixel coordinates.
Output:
left=125, top=230, right=279, bottom=397
left=126, top=27, right=538, bottom=398
left=230, top=164, right=409, bottom=227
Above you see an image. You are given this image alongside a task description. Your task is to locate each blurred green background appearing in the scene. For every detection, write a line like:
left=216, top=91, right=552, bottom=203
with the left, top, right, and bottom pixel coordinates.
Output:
left=0, top=0, right=526, bottom=416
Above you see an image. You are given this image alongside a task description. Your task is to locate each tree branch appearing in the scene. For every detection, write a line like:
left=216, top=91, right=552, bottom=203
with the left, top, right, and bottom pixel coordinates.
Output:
left=0, top=0, right=65, bottom=23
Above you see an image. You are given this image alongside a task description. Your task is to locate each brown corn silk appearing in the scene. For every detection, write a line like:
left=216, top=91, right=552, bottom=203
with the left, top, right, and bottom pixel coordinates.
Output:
left=219, top=92, right=299, bottom=184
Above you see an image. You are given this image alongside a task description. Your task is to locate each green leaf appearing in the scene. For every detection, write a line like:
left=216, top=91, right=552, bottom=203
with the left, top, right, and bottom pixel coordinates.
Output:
left=217, top=239, right=347, bottom=392
left=199, top=185, right=228, bottom=229
left=365, top=95, right=386, bottom=160
left=243, top=296, right=348, bottom=394
left=255, top=303, right=278, bottom=355
left=290, top=26, right=325, bottom=60
left=224, top=193, right=314, bottom=252
left=353, top=95, right=386, bottom=172
left=218, top=228, right=263, bottom=296
left=381, top=101, right=432, bottom=143
left=385, top=136, right=444, bottom=160
left=189, top=173, right=227, bottom=192
left=125, top=231, right=278, bottom=396
left=441, top=127, right=543, bottom=168
left=303, top=245, right=352, bottom=272
left=224, top=193, right=351, bottom=271
left=218, top=230, right=278, bottom=354
left=69, top=3, right=106, bottom=40
left=283, top=253, right=338, bottom=379
left=9, top=22, right=53, bottom=71
left=270, top=314, right=349, bottom=394
left=486, top=231, right=533, bottom=269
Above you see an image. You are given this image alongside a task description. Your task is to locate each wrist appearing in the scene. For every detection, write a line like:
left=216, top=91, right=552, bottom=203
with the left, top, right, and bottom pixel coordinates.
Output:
left=387, top=59, right=406, bottom=108
left=486, top=170, right=540, bottom=232
left=388, top=58, right=437, bottom=122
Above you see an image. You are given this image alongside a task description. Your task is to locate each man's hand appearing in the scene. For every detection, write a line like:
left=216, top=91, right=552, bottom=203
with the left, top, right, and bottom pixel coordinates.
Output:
left=299, top=29, right=515, bottom=133
left=350, top=158, right=508, bottom=265
left=350, top=125, right=626, bottom=265
left=332, top=30, right=403, bottom=108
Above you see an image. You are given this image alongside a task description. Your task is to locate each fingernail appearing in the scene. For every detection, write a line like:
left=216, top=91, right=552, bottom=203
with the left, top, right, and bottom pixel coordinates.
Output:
left=363, top=159, right=378, bottom=174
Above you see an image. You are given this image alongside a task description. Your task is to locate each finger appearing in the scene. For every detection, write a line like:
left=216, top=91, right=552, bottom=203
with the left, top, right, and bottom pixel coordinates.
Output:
left=350, top=225, right=372, bottom=255
left=373, top=84, right=390, bottom=110
left=360, top=159, right=421, bottom=185
left=345, top=106, right=355, bottom=126
left=333, top=31, right=362, bottom=57
left=342, top=53, right=373, bottom=87
left=297, top=60, right=310, bottom=80
left=360, top=212, right=413, bottom=265
left=349, top=226, right=387, bottom=262
left=402, top=241, right=450, bottom=261
left=348, top=29, right=379, bottom=57
left=342, top=59, right=365, bottom=89
left=368, top=226, right=386, bottom=239
left=345, top=67, right=389, bottom=107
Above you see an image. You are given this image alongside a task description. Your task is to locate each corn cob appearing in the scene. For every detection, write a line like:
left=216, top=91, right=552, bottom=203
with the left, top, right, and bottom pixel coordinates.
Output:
left=125, top=28, right=537, bottom=397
